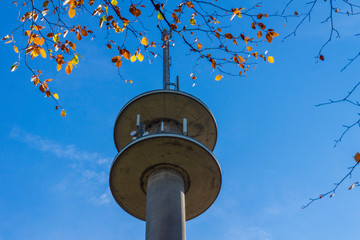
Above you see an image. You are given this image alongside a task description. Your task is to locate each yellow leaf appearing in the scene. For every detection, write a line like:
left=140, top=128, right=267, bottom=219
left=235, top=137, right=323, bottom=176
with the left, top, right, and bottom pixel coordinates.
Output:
left=215, top=75, right=223, bottom=81
left=39, top=37, right=45, bottom=46
left=157, top=12, right=164, bottom=20
left=31, top=49, right=39, bottom=58
left=57, top=63, right=62, bottom=71
left=355, top=152, right=360, bottom=163
left=246, top=46, right=252, bottom=51
left=14, top=45, right=19, bottom=53
left=61, top=109, right=66, bottom=117
left=141, top=37, right=149, bottom=46
left=130, top=55, right=137, bottom=62
left=190, top=18, right=196, bottom=25
left=53, top=34, right=59, bottom=42
left=53, top=93, right=59, bottom=99
left=40, top=48, right=46, bottom=58
left=65, top=62, right=73, bottom=74
left=268, top=56, right=274, bottom=63
left=111, top=0, right=117, bottom=5
left=68, top=7, right=75, bottom=18
left=137, top=53, right=144, bottom=62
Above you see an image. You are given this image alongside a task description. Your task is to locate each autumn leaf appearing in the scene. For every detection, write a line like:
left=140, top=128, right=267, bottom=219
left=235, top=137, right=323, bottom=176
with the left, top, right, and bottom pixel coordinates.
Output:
left=355, top=152, right=360, bottom=163
left=246, top=46, right=252, bottom=51
left=257, top=31, right=262, bottom=38
left=39, top=37, right=45, bottom=46
left=268, top=56, right=274, bottom=63
left=53, top=93, right=59, bottom=99
left=10, top=63, right=18, bottom=72
left=129, top=5, right=141, bottom=17
left=65, top=62, right=73, bottom=74
left=197, top=43, right=203, bottom=50
left=68, top=7, right=75, bottom=18
left=257, top=13, right=263, bottom=19
left=137, top=53, right=144, bottom=62
left=190, top=18, right=196, bottom=25
left=348, top=182, right=359, bottom=190
left=225, top=33, right=233, bottom=39
left=266, top=33, right=273, bottom=43
left=319, top=55, right=325, bottom=61
left=111, top=0, right=117, bottom=5
left=215, top=75, right=223, bottom=81
left=123, top=50, right=131, bottom=60
left=157, top=12, right=164, bottom=20
left=141, top=37, right=149, bottom=46
left=115, top=59, right=122, bottom=67
left=40, top=48, right=46, bottom=58
left=53, top=34, right=59, bottom=43
left=130, top=55, right=137, bottom=62
left=61, top=109, right=66, bottom=117
left=14, top=45, right=19, bottom=53
left=81, top=29, right=88, bottom=36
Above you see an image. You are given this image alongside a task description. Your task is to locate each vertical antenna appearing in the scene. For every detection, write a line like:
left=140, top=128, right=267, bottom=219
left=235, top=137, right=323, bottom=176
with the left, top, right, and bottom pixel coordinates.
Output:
left=162, top=28, right=170, bottom=89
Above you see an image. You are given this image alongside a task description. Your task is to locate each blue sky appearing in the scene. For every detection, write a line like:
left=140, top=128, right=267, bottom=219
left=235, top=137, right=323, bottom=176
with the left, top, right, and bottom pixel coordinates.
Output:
left=1, top=1, right=360, bottom=240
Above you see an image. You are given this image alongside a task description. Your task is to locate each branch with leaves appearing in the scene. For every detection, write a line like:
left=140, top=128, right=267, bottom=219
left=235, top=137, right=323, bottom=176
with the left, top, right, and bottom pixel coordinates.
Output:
left=3, top=0, right=288, bottom=116
left=302, top=153, right=360, bottom=209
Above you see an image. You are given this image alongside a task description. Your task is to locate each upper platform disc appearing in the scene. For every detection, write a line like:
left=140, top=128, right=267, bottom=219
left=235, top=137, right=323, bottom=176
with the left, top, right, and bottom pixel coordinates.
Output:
left=113, top=90, right=217, bottom=151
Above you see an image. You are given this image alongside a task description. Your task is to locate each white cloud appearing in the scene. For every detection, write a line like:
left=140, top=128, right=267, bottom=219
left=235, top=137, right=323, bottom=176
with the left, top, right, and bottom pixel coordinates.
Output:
left=10, top=126, right=112, bottom=164
left=10, top=126, right=112, bottom=205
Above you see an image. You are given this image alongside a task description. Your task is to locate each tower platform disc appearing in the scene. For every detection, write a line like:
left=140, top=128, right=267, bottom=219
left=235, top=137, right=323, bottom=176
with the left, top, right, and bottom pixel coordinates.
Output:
left=109, top=133, right=222, bottom=221
left=113, top=90, right=217, bottom=151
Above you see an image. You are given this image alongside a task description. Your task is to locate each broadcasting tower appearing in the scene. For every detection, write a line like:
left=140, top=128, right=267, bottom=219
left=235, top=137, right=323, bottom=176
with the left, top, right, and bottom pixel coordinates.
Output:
left=109, top=29, right=222, bottom=240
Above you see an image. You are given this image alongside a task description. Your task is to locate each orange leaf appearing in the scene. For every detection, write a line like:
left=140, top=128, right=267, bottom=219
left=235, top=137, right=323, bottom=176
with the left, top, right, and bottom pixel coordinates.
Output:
left=197, top=42, right=203, bottom=50
left=115, top=59, right=122, bottom=67
left=81, top=29, right=88, bottom=36
left=355, top=152, right=360, bottom=163
left=215, top=75, right=223, bottom=81
left=257, top=31, right=262, bottom=38
left=57, top=63, right=62, bottom=71
left=65, top=62, right=73, bottom=74
left=257, top=13, right=263, bottom=19
left=266, top=33, right=272, bottom=43
left=40, top=48, right=46, bottom=58
left=61, top=109, right=66, bottom=117
left=246, top=46, right=253, bottom=51
left=124, top=50, right=131, bottom=60
left=76, top=32, right=82, bottom=41
left=14, top=45, right=19, bottom=53
left=68, top=7, right=75, bottom=18
left=39, top=37, right=45, bottom=46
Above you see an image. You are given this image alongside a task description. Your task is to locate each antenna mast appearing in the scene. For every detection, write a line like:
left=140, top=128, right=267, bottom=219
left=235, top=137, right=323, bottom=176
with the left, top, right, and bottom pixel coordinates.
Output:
left=162, top=29, right=170, bottom=89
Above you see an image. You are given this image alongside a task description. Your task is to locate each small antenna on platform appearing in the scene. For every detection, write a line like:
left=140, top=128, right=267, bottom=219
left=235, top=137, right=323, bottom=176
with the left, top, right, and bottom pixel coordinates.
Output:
left=162, top=28, right=170, bottom=89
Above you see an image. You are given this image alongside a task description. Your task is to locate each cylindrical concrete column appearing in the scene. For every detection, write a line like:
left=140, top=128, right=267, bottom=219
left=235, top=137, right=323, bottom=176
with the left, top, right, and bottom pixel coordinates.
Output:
left=146, top=168, right=186, bottom=240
